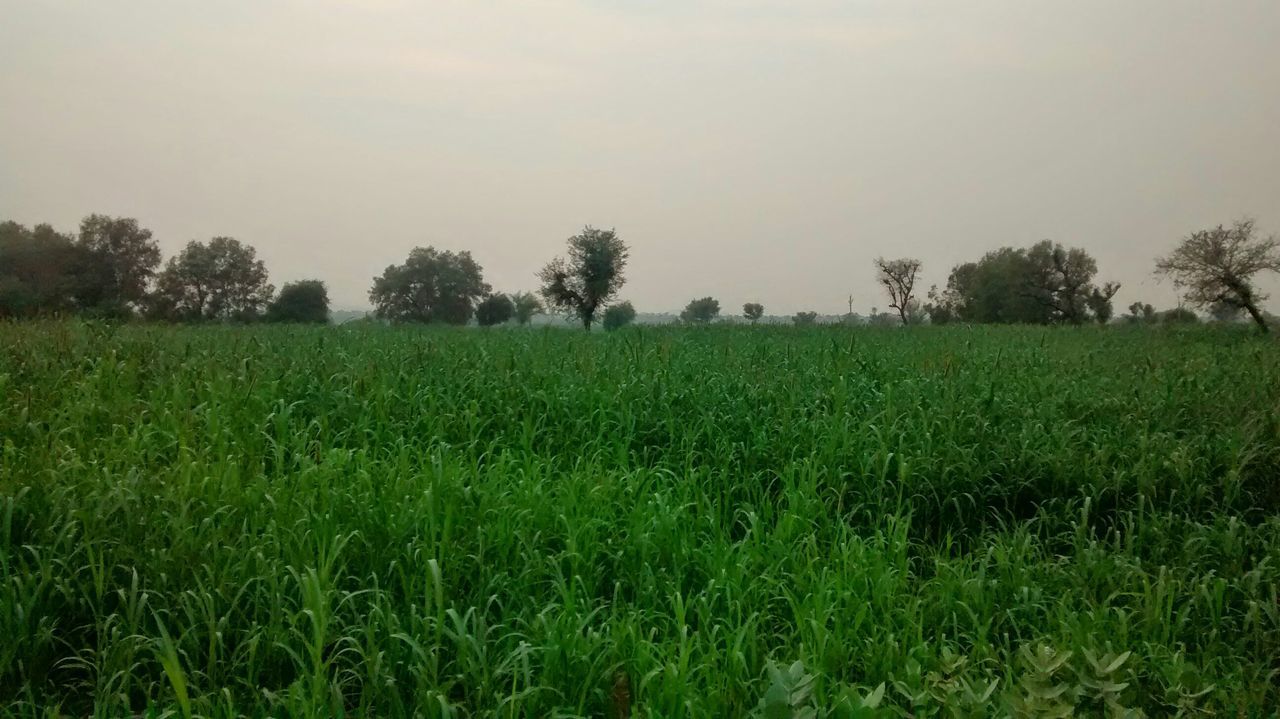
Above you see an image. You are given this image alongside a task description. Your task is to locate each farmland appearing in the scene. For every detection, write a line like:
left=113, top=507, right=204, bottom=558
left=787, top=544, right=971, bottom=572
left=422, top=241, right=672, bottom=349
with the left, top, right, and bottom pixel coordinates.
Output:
left=1, top=323, right=1278, bottom=716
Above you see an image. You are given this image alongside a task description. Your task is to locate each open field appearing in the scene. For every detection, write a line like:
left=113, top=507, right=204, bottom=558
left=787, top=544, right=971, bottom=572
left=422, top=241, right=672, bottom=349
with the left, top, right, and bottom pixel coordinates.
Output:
left=2, top=323, right=1279, bottom=716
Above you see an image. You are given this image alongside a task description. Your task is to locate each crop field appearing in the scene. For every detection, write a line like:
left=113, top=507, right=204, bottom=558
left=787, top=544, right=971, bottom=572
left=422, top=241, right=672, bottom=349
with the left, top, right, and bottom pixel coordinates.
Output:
left=1, top=323, right=1279, bottom=716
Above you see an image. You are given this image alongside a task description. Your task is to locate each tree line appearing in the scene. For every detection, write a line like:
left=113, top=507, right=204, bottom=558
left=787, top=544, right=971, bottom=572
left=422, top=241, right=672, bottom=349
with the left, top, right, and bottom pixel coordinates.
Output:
left=0, top=216, right=329, bottom=323
left=4, top=214, right=1278, bottom=332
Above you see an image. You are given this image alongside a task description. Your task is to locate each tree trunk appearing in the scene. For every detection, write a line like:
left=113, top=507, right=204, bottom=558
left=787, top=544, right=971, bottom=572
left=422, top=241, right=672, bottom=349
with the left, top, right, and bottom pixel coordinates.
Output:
left=1244, top=300, right=1270, bottom=333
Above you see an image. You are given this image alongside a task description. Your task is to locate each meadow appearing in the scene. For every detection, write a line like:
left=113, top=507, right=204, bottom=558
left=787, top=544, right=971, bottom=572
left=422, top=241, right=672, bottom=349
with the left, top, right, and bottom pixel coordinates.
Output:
left=1, top=322, right=1278, bottom=717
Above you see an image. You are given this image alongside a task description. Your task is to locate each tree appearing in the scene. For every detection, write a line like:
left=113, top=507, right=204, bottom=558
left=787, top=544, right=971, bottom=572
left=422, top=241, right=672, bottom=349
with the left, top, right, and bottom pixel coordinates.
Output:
left=0, top=220, right=82, bottom=317
left=874, top=257, right=921, bottom=325
left=603, top=300, right=637, bottom=331
left=939, top=248, right=1049, bottom=324
left=1156, top=218, right=1280, bottom=333
left=149, top=237, right=274, bottom=321
left=924, top=284, right=956, bottom=325
left=1208, top=299, right=1243, bottom=323
left=511, top=291, right=542, bottom=325
left=680, top=296, right=720, bottom=324
left=1086, top=281, right=1121, bottom=325
left=538, top=226, right=629, bottom=330
left=1159, top=307, right=1199, bottom=324
left=475, top=293, right=515, bottom=326
left=268, top=280, right=330, bottom=323
left=793, top=311, right=818, bottom=327
left=370, top=246, right=490, bottom=324
left=1025, top=241, right=1103, bottom=324
left=75, top=215, right=162, bottom=316
left=1125, top=301, right=1156, bottom=324
left=743, top=302, right=764, bottom=323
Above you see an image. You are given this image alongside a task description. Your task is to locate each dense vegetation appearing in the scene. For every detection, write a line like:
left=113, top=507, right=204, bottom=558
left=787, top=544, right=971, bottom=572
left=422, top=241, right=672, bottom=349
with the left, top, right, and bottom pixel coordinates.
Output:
left=2, top=322, right=1278, bottom=716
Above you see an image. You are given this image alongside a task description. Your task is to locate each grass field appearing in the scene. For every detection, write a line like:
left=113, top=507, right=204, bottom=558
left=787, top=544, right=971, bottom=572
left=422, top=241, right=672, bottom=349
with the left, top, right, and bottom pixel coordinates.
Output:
left=2, top=323, right=1278, bottom=716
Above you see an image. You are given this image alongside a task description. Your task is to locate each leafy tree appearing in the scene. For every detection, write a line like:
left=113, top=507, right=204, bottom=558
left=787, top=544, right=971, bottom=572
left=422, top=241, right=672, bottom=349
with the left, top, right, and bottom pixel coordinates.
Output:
left=603, top=300, right=637, bottom=331
left=939, top=248, right=1048, bottom=324
left=74, top=215, right=162, bottom=316
left=793, top=311, right=818, bottom=327
left=0, top=220, right=82, bottom=317
left=1208, top=299, right=1243, bottom=323
left=268, top=280, right=330, bottom=323
left=680, top=296, right=720, bottom=324
left=924, top=284, right=957, bottom=325
left=1156, top=218, right=1280, bottom=332
left=1086, top=281, right=1121, bottom=325
left=874, top=257, right=922, bottom=325
left=511, top=291, right=542, bottom=325
left=743, top=302, right=764, bottom=323
left=1159, top=307, right=1200, bottom=324
left=476, top=293, right=515, bottom=326
left=1125, top=302, right=1156, bottom=324
left=370, top=246, right=490, bottom=324
left=1024, top=240, right=1105, bottom=324
left=149, top=237, right=274, bottom=321
left=538, top=226, right=629, bottom=330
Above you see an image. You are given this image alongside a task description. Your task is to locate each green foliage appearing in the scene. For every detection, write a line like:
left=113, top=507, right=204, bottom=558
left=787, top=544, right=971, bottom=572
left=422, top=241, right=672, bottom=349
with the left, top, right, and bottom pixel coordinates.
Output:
left=475, top=293, right=515, bottom=326
left=74, top=214, right=162, bottom=316
left=511, top=291, right=542, bottom=325
left=539, top=226, right=629, bottom=330
left=268, top=280, right=330, bottom=323
left=1, top=324, right=1277, bottom=715
left=792, top=310, right=818, bottom=326
left=0, top=221, right=82, bottom=317
left=743, top=302, right=764, bottom=323
left=680, top=296, right=720, bottom=324
left=369, top=246, right=490, bottom=324
left=602, top=300, right=636, bottom=331
left=149, top=237, right=274, bottom=322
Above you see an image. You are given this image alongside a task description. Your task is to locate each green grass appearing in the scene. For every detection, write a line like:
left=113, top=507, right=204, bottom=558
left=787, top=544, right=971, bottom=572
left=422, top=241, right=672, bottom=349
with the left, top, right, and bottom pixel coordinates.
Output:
left=1, top=322, right=1278, bottom=716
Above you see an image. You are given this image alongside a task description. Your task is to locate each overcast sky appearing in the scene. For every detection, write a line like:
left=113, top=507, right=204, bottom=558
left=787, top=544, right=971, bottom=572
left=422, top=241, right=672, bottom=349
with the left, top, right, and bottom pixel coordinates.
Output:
left=2, top=1, right=1278, bottom=314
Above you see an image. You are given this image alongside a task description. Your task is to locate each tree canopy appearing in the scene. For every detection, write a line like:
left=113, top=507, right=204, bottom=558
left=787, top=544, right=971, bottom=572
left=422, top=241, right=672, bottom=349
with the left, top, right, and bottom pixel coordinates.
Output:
left=874, top=257, right=921, bottom=325
left=1156, top=218, right=1280, bottom=332
left=268, top=280, right=330, bottom=323
left=475, top=293, right=516, bottom=326
left=680, top=297, right=720, bottom=324
left=0, top=221, right=81, bottom=317
left=150, top=237, right=274, bottom=321
left=538, top=226, right=629, bottom=330
left=602, top=301, right=637, bottom=331
left=75, top=215, right=162, bottom=316
left=511, top=291, right=542, bottom=326
left=370, top=247, right=490, bottom=324
left=743, top=302, right=764, bottom=323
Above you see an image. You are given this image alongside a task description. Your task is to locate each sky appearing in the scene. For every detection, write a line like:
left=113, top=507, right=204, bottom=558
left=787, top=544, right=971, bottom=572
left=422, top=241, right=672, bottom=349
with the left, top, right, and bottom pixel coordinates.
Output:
left=2, top=1, right=1278, bottom=315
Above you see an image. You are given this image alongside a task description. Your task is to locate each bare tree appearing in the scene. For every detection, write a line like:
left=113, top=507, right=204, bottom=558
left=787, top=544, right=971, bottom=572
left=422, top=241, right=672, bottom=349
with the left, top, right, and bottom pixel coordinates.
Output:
left=1156, top=218, right=1280, bottom=333
left=874, top=257, right=921, bottom=325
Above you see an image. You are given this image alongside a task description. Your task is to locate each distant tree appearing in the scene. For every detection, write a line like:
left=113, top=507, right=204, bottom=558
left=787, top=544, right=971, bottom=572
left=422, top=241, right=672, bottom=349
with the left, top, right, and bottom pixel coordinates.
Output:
left=603, top=300, right=637, bottom=331
left=940, top=248, right=1049, bottom=324
left=268, top=280, right=330, bottom=323
left=1086, top=281, right=1122, bottom=324
left=792, top=311, right=818, bottom=327
left=1125, top=301, right=1157, bottom=324
left=1156, top=218, right=1280, bottom=333
left=680, top=296, right=720, bottom=324
left=743, top=302, right=764, bottom=323
left=1025, top=241, right=1107, bottom=324
left=538, top=226, right=629, bottom=330
left=1208, top=299, right=1243, bottom=323
left=475, top=293, right=515, bottom=326
left=1159, top=307, right=1200, bottom=325
left=75, top=214, right=162, bottom=316
left=0, top=220, right=82, bottom=317
left=511, top=291, right=542, bottom=325
left=149, top=237, right=274, bottom=321
left=874, top=257, right=921, bottom=325
left=370, top=246, right=490, bottom=324
left=924, top=284, right=957, bottom=325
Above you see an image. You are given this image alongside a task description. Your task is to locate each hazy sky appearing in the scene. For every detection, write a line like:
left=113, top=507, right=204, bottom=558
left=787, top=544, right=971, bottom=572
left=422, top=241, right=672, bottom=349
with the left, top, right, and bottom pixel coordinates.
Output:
left=3, top=1, right=1278, bottom=314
